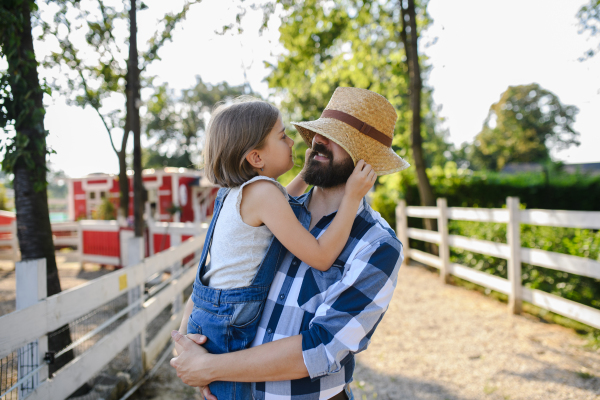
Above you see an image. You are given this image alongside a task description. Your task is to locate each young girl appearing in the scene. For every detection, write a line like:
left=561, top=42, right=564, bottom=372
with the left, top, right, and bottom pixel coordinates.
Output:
left=177, top=97, right=376, bottom=399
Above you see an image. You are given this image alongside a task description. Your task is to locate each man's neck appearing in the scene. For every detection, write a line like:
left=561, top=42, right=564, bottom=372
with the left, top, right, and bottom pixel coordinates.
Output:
left=307, top=184, right=347, bottom=231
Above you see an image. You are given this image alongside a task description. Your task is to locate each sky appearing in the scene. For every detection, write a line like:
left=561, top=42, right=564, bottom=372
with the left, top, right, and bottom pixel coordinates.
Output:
left=24, top=0, right=600, bottom=177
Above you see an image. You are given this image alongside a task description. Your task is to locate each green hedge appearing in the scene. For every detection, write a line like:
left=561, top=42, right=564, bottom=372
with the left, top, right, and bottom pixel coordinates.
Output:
left=372, top=163, right=600, bottom=229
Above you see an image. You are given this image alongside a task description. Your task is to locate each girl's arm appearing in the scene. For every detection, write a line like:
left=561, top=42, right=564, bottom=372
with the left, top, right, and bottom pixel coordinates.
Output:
left=286, top=173, right=309, bottom=198
left=242, top=161, right=376, bottom=271
left=178, top=296, right=194, bottom=334
left=285, top=147, right=312, bottom=197
left=174, top=296, right=195, bottom=356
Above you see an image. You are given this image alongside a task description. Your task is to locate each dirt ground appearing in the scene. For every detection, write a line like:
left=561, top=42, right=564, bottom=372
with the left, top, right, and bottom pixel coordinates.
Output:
left=135, top=263, right=600, bottom=400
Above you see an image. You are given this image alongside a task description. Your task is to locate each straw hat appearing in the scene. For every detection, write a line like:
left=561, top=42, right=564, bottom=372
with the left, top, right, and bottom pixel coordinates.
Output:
left=292, top=87, right=410, bottom=176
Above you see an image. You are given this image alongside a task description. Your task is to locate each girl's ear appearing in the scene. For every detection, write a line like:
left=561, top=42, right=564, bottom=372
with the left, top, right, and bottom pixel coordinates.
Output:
left=245, top=149, right=264, bottom=170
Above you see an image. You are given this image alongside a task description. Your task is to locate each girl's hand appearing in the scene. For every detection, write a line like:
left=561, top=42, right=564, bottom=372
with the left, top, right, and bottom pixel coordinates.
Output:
left=300, top=146, right=312, bottom=180
left=345, top=160, right=376, bottom=201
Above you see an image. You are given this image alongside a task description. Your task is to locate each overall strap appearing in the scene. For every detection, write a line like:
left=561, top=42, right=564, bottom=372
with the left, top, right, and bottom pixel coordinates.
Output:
left=197, top=187, right=230, bottom=279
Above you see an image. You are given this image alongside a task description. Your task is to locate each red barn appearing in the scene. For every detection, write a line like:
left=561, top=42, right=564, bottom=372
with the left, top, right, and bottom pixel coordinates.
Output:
left=67, top=168, right=218, bottom=223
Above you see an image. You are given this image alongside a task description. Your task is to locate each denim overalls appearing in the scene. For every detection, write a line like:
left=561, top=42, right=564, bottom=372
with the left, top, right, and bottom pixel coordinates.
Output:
left=187, top=187, right=287, bottom=400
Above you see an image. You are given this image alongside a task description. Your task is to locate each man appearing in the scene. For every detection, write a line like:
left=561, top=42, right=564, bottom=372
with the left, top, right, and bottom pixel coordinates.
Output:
left=171, top=87, right=409, bottom=400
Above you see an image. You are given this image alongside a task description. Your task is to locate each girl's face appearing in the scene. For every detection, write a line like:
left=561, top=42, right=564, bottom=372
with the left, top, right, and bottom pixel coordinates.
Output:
left=257, top=117, right=295, bottom=179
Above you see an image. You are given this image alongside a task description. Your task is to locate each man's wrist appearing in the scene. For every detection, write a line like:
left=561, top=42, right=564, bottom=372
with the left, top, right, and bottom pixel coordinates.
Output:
left=203, top=352, right=223, bottom=383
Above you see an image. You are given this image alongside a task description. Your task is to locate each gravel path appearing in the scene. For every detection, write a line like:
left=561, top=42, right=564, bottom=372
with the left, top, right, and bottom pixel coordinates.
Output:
left=138, top=263, right=600, bottom=400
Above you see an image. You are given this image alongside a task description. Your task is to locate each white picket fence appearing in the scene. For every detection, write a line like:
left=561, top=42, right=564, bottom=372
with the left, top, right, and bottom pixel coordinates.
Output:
left=0, top=227, right=207, bottom=400
left=396, top=197, right=600, bottom=329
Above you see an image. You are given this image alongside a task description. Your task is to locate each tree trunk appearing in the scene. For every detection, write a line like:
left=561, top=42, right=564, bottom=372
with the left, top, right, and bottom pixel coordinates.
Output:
left=128, top=0, right=145, bottom=237
left=10, top=0, right=74, bottom=373
left=118, top=114, right=131, bottom=220
left=400, top=0, right=438, bottom=252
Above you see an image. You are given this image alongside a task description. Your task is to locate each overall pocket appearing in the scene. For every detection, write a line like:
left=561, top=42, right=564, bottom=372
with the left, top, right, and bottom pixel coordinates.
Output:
left=188, top=303, right=231, bottom=355
left=228, top=300, right=266, bottom=352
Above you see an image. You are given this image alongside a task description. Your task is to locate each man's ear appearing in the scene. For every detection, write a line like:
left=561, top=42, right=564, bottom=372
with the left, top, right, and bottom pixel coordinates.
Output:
left=245, top=150, right=264, bottom=170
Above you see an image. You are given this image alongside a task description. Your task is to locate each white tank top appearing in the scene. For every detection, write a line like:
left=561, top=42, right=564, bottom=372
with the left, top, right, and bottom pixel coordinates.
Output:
left=202, top=176, right=288, bottom=289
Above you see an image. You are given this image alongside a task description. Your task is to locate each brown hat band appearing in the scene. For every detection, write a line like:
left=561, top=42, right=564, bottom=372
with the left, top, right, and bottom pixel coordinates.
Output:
left=321, top=109, right=393, bottom=147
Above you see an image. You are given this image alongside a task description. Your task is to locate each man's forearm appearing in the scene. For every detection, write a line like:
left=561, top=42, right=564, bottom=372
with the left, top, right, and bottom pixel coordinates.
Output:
left=210, top=335, right=308, bottom=383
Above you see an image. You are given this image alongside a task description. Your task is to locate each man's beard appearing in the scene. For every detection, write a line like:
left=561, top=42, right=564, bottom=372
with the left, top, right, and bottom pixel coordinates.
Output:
left=303, top=143, right=355, bottom=188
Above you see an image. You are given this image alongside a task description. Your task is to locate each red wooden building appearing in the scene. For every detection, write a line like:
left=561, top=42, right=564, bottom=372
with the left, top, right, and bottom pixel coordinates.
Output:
left=67, top=167, right=218, bottom=223
left=1, top=168, right=217, bottom=267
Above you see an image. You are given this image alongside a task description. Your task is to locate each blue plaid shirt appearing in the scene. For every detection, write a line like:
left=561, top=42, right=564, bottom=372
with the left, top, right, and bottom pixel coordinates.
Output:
left=250, top=190, right=404, bottom=400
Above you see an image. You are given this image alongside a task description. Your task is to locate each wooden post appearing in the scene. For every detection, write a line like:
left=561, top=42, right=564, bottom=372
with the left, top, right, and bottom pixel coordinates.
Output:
left=77, top=221, right=83, bottom=267
left=437, top=198, right=451, bottom=283
left=170, top=233, right=183, bottom=315
left=396, top=200, right=410, bottom=266
left=148, top=220, right=155, bottom=256
left=507, top=197, right=522, bottom=314
left=127, top=237, right=145, bottom=377
left=16, top=258, right=48, bottom=397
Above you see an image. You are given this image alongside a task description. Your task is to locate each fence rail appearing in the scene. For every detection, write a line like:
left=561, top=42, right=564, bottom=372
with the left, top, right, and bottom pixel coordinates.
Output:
left=396, top=197, right=600, bottom=330
left=0, top=219, right=207, bottom=269
left=0, top=228, right=207, bottom=400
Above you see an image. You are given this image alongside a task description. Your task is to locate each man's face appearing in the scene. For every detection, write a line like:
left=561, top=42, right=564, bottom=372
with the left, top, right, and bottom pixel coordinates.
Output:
left=303, top=133, right=355, bottom=188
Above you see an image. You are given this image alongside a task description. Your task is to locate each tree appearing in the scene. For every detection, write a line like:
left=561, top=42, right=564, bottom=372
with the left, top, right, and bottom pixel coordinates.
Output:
left=577, top=0, right=600, bottom=60
left=127, top=0, right=145, bottom=236
left=468, top=83, right=580, bottom=171
left=0, top=0, right=75, bottom=374
left=144, top=77, right=246, bottom=169
left=399, top=0, right=437, bottom=236
left=42, top=0, right=199, bottom=224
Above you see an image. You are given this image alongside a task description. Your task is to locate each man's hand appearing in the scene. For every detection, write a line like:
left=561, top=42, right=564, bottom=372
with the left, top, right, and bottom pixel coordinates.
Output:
left=170, top=331, right=217, bottom=400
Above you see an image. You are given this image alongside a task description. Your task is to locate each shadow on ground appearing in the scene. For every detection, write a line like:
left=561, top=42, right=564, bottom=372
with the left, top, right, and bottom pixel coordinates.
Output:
left=350, top=360, right=477, bottom=400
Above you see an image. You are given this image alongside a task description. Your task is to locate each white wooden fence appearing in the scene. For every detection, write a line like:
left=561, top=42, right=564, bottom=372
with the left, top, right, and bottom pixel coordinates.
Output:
left=0, top=220, right=207, bottom=268
left=396, top=197, right=600, bottom=330
left=0, top=227, right=207, bottom=400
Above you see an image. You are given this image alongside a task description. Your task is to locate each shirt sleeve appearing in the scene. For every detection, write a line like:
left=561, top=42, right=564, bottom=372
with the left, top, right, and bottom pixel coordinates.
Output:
left=300, top=237, right=403, bottom=379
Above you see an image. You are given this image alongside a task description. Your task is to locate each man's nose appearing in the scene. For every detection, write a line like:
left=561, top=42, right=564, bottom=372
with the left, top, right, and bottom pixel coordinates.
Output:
left=313, top=133, right=330, bottom=146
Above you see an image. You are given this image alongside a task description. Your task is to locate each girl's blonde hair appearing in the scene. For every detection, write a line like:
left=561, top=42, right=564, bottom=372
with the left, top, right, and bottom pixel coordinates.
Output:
left=204, top=96, right=280, bottom=188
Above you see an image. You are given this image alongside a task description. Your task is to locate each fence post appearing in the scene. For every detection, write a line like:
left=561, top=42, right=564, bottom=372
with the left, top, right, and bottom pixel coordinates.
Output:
left=11, top=220, right=19, bottom=263
left=507, top=197, right=522, bottom=314
left=396, top=200, right=409, bottom=266
left=77, top=221, right=83, bottom=267
left=16, top=258, right=48, bottom=397
left=437, top=198, right=451, bottom=284
left=170, top=233, right=183, bottom=315
left=127, top=237, right=145, bottom=378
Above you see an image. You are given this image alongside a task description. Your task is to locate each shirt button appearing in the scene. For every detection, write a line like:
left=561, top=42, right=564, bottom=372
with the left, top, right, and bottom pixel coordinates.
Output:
left=267, top=328, right=273, bottom=334
left=279, top=294, right=285, bottom=300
